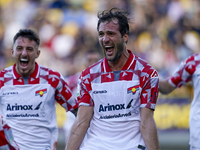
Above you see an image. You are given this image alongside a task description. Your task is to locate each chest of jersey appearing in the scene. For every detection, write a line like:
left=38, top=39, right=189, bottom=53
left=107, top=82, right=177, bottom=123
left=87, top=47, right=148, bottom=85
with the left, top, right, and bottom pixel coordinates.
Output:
left=90, top=80, right=141, bottom=121
left=0, top=84, right=55, bottom=121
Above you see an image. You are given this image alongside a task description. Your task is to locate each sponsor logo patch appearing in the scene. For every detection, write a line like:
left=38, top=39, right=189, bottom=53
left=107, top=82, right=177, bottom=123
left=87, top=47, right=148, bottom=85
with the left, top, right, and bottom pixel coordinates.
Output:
left=93, top=90, right=107, bottom=94
left=2, top=92, right=18, bottom=95
left=35, top=89, right=47, bottom=97
left=99, top=99, right=134, bottom=112
left=7, top=102, right=43, bottom=111
left=127, top=85, right=139, bottom=94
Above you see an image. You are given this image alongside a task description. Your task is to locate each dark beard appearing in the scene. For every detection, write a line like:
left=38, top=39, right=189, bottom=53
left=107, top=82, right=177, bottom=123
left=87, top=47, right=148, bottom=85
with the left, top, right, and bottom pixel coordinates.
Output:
left=105, top=42, right=124, bottom=61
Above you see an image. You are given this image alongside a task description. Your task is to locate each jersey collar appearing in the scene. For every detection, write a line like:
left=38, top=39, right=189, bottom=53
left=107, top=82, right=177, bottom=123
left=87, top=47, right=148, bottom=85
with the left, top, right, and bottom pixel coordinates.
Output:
left=13, top=62, right=39, bottom=79
left=103, top=49, right=135, bottom=72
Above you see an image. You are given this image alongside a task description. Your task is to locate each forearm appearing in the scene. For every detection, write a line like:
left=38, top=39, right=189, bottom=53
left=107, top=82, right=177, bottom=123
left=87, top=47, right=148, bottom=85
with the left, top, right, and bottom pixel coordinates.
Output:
left=65, top=118, right=89, bottom=150
left=65, top=106, right=93, bottom=150
left=159, top=79, right=175, bottom=94
left=140, top=108, right=160, bottom=150
left=140, top=118, right=160, bottom=150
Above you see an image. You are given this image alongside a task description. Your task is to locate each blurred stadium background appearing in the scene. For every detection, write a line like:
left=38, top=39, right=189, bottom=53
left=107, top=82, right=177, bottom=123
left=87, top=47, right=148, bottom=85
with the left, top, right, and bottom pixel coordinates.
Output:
left=1, top=0, right=200, bottom=149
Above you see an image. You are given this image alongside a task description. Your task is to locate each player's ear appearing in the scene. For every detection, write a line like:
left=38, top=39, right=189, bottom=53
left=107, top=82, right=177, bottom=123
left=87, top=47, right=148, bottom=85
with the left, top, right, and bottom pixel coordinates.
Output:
left=123, top=33, right=128, bottom=44
left=36, top=50, right=40, bottom=58
left=11, top=48, right=14, bottom=57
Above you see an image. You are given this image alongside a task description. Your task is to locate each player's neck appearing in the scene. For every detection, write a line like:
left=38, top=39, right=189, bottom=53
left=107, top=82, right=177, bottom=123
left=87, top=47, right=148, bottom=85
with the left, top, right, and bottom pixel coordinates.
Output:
left=108, top=50, right=129, bottom=71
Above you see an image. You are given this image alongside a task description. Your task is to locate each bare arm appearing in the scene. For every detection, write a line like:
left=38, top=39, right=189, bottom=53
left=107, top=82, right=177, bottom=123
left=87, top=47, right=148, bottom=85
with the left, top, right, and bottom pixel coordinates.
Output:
left=65, top=105, right=94, bottom=150
left=140, top=107, right=160, bottom=150
left=159, top=78, right=176, bottom=94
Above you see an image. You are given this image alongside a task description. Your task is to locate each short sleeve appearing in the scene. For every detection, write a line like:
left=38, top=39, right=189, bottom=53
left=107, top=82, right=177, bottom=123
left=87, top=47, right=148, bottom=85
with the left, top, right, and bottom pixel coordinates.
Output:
left=140, top=69, right=159, bottom=110
left=77, top=71, right=94, bottom=106
left=169, top=55, right=196, bottom=88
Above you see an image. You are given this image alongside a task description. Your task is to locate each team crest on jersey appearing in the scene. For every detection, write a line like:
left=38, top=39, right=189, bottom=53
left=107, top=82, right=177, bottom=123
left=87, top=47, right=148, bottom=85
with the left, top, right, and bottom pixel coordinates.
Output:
left=35, top=89, right=47, bottom=97
left=127, top=85, right=139, bottom=94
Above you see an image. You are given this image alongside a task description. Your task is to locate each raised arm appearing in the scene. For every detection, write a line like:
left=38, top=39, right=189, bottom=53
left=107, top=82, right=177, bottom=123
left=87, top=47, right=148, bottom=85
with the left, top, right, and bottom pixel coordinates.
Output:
left=159, top=78, right=176, bottom=94
left=140, top=107, right=160, bottom=150
left=65, top=105, right=94, bottom=150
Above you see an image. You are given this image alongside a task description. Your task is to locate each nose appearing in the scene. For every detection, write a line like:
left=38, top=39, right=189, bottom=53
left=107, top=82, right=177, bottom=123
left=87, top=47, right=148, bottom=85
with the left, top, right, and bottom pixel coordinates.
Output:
left=22, top=49, right=27, bottom=56
left=102, top=35, right=109, bottom=44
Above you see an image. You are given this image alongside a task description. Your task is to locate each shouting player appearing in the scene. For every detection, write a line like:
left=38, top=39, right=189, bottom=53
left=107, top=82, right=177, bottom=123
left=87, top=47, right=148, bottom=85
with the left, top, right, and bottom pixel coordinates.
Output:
left=0, top=29, right=78, bottom=149
left=66, top=7, right=160, bottom=150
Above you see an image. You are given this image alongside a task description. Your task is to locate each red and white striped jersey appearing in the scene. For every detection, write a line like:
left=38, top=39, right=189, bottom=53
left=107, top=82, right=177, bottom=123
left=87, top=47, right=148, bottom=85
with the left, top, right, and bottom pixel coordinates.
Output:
left=168, top=53, right=200, bottom=148
left=0, top=62, right=78, bottom=150
left=78, top=50, right=159, bottom=150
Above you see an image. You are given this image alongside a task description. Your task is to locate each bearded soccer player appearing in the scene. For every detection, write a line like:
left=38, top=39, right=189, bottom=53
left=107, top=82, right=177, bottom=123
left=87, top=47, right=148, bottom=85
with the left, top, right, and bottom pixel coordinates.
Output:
left=0, top=29, right=78, bottom=149
left=66, top=8, right=160, bottom=150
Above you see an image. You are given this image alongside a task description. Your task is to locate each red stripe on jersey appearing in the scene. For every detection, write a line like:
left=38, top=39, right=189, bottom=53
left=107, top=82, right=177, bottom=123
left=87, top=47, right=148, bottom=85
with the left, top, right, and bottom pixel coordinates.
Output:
left=185, top=64, right=196, bottom=75
left=61, top=85, right=72, bottom=101
left=78, top=93, right=93, bottom=106
left=0, top=80, right=4, bottom=89
left=0, top=130, right=8, bottom=146
left=48, top=77, right=59, bottom=88
left=48, top=70, right=61, bottom=88
left=119, top=71, right=133, bottom=81
left=151, top=70, right=158, bottom=77
left=66, top=101, right=72, bottom=110
left=29, top=78, right=40, bottom=84
left=83, top=67, right=90, bottom=76
left=41, top=67, right=49, bottom=72
left=136, top=57, right=150, bottom=67
left=2, top=124, right=10, bottom=130
left=49, top=70, right=60, bottom=77
left=90, top=72, right=101, bottom=82
left=13, top=78, right=24, bottom=85
left=101, top=60, right=105, bottom=72
left=56, top=92, right=72, bottom=110
left=4, top=77, right=13, bottom=83
left=130, top=56, right=137, bottom=70
left=0, top=71, right=5, bottom=78
left=101, top=73, right=114, bottom=83
left=13, top=64, right=20, bottom=79
left=121, top=49, right=134, bottom=70
left=30, top=63, right=39, bottom=78
left=141, top=91, right=148, bottom=104
left=104, top=58, right=112, bottom=72
left=41, top=75, right=48, bottom=81
left=186, top=55, right=194, bottom=63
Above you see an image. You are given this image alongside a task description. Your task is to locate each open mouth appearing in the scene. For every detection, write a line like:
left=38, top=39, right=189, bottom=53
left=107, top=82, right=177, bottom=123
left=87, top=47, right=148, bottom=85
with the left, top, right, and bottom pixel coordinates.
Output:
left=20, top=58, right=29, bottom=67
left=105, top=45, right=114, bottom=55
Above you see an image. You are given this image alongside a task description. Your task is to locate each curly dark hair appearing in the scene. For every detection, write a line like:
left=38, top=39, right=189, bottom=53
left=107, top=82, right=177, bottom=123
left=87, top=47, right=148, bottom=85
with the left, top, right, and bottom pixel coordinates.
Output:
left=13, top=29, right=40, bottom=46
left=97, top=7, right=130, bottom=37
